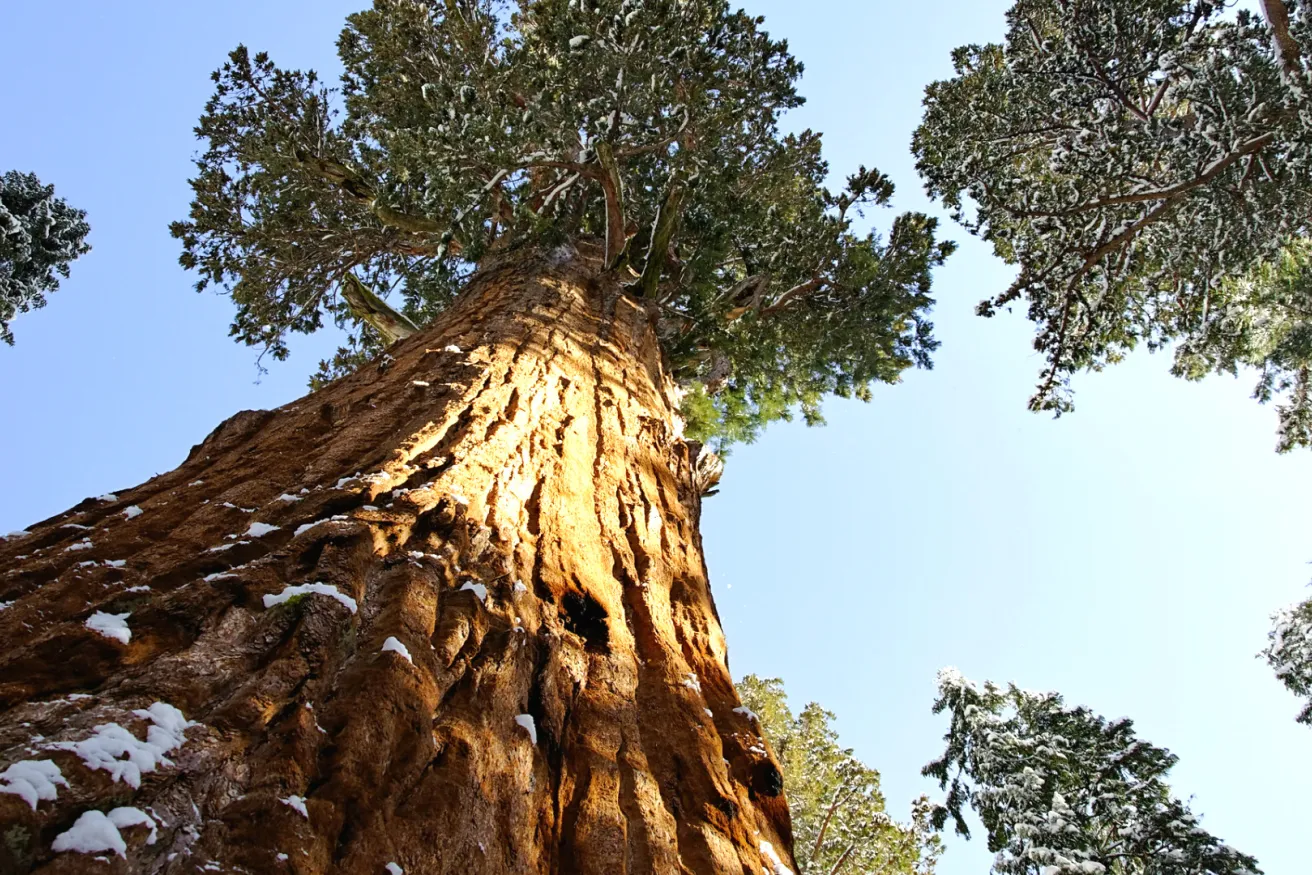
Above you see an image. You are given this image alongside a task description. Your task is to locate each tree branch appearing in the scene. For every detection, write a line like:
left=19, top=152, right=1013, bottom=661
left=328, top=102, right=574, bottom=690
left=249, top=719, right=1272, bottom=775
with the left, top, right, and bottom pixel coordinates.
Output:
left=1022, top=133, right=1275, bottom=217
left=1259, top=0, right=1303, bottom=81
left=596, top=142, right=628, bottom=268
left=637, top=179, right=685, bottom=298
left=339, top=272, right=418, bottom=345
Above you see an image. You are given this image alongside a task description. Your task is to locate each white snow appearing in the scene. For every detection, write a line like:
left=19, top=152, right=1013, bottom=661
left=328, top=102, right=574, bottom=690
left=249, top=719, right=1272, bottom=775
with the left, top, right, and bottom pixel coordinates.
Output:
left=63, top=524, right=92, bottom=530
left=704, top=708, right=714, bottom=718
left=276, top=494, right=302, bottom=502
left=412, top=380, right=431, bottom=387
left=5, top=530, right=32, bottom=539
left=85, top=612, right=131, bottom=644
left=245, top=522, right=280, bottom=538
left=188, top=481, right=204, bottom=487
left=122, top=506, right=143, bottom=520
left=105, top=560, right=126, bottom=568
left=385, top=864, right=404, bottom=875
left=0, top=759, right=67, bottom=809
left=443, top=344, right=463, bottom=354
left=50, top=807, right=157, bottom=857
left=760, top=841, right=794, bottom=875
left=206, top=544, right=235, bottom=553
left=65, top=539, right=93, bottom=552
left=77, top=560, right=98, bottom=567
left=46, top=702, right=196, bottom=790
left=513, top=580, right=528, bottom=594
left=203, top=572, right=236, bottom=582
left=294, top=521, right=323, bottom=536
left=97, top=493, right=119, bottom=501
left=733, top=706, right=760, bottom=723
left=682, top=674, right=702, bottom=694
left=277, top=853, right=289, bottom=861
left=0, top=601, right=12, bottom=611
left=381, top=637, right=413, bottom=663
left=514, top=714, right=537, bottom=744
left=263, top=583, right=358, bottom=614
left=281, top=795, right=309, bottom=818
left=459, top=581, right=488, bottom=602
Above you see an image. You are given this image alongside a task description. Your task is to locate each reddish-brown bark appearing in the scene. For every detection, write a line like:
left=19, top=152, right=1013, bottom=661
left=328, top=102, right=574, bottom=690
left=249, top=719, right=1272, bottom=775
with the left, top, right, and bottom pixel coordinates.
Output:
left=0, top=243, right=794, bottom=874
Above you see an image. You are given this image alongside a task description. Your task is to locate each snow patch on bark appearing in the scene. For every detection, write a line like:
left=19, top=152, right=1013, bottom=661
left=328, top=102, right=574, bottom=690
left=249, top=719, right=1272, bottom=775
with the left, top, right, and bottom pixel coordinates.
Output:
left=0, top=759, right=67, bottom=809
left=459, top=581, right=488, bottom=602
left=386, top=863, right=404, bottom=874
left=281, top=795, right=309, bottom=818
left=122, top=506, right=143, bottom=520
left=514, top=714, right=537, bottom=744
left=65, top=538, right=93, bottom=552
left=85, top=611, right=131, bottom=644
left=244, top=522, right=280, bottom=538
left=51, top=807, right=157, bottom=857
left=382, top=637, right=412, bottom=663
left=760, top=841, right=794, bottom=875
left=46, top=702, right=196, bottom=789
left=263, top=582, right=358, bottom=614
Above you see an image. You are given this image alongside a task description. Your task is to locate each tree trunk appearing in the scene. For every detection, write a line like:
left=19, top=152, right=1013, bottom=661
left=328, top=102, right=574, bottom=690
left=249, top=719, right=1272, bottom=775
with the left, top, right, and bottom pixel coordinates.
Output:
left=0, top=242, right=795, bottom=875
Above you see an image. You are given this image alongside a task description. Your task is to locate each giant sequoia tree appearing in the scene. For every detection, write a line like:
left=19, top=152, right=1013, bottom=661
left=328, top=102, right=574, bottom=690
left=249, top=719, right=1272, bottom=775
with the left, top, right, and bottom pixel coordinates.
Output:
left=0, top=1, right=949, bottom=872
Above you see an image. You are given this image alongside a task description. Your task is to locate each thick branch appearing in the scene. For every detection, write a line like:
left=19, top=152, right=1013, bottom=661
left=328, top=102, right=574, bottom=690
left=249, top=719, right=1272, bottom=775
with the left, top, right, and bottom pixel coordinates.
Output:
left=637, top=180, right=685, bottom=298
left=761, top=277, right=822, bottom=316
left=339, top=272, right=418, bottom=344
left=596, top=142, right=628, bottom=268
left=294, top=149, right=447, bottom=238
left=1260, top=0, right=1303, bottom=80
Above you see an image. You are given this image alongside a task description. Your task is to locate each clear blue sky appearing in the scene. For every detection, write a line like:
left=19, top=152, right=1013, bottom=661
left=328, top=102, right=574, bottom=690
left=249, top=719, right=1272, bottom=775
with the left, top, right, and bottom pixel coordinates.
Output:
left=2, top=3, right=1308, bottom=874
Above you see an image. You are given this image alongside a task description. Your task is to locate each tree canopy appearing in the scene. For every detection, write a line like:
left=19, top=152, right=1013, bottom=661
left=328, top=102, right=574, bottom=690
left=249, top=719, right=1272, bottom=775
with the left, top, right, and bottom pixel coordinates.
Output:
left=737, top=675, right=941, bottom=875
left=924, top=669, right=1261, bottom=875
left=914, top=0, right=1312, bottom=450
left=0, top=170, right=90, bottom=345
left=172, top=0, right=952, bottom=445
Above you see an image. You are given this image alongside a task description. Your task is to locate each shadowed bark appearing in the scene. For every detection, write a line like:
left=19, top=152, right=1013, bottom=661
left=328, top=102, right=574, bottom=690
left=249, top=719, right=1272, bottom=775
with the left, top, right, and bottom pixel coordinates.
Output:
left=0, top=242, right=793, bottom=874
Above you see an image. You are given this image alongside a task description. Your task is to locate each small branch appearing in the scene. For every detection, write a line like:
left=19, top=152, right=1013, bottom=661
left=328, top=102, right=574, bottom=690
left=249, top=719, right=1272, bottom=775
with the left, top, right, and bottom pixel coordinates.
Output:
left=1021, top=133, right=1275, bottom=217
left=339, top=272, right=418, bottom=345
left=825, top=844, right=857, bottom=875
left=812, top=783, right=852, bottom=861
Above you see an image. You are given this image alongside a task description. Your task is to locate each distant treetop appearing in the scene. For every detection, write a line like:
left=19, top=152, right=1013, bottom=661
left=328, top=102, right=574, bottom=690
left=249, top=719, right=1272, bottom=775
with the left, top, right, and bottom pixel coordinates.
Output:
left=0, top=170, right=91, bottom=345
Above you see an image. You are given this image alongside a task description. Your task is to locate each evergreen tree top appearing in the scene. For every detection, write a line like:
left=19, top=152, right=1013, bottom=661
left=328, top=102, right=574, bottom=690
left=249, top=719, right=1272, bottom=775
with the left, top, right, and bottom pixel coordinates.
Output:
left=914, top=0, right=1312, bottom=450
left=172, top=0, right=952, bottom=446
left=924, top=669, right=1261, bottom=875
left=0, top=170, right=91, bottom=345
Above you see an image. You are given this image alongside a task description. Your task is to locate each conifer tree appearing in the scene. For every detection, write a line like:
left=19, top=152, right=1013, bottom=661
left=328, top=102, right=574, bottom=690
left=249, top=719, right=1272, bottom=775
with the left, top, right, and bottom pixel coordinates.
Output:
left=0, top=170, right=90, bottom=345
left=737, top=676, right=942, bottom=875
left=0, top=2, right=950, bottom=872
left=924, top=670, right=1261, bottom=875
left=913, top=0, right=1312, bottom=450
left=1263, top=593, right=1312, bottom=726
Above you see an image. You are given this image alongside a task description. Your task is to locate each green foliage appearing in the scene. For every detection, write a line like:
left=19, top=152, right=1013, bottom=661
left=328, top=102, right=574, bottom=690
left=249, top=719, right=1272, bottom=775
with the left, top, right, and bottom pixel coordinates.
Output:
left=914, top=0, right=1312, bottom=449
left=173, top=0, right=950, bottom=445
left=738, top=675, right=942, bottom=875
left=1263, top=593, right=1312, bottom=726
left=924, top=669, right=1261, bottom=875
left=0, top=171, right=91, bottom=345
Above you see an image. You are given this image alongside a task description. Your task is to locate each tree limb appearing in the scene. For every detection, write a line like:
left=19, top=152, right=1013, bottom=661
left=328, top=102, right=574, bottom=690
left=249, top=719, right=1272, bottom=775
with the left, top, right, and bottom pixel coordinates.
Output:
left=596, top=142, right=628, bottom=268
left=637, top=179, right=685, bottom=298
left=339, top=272, right=418, bottom=344
left=1259, top=0, right=1303, bottom=81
